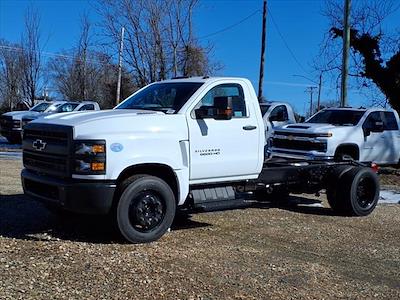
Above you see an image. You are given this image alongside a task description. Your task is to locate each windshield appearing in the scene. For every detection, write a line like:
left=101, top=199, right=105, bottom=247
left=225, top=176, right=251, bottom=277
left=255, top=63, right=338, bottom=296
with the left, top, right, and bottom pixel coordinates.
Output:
left=56, top=103, right=79, bottom=113
left=30, top=102, right=51, bottom=112
left=260, top=104, right=271, bottom=116
left=116, top=82, right=204, bottom=113
left=44, top=103, right=62, bottom=112
left=306, top=109, right=365, bottom=126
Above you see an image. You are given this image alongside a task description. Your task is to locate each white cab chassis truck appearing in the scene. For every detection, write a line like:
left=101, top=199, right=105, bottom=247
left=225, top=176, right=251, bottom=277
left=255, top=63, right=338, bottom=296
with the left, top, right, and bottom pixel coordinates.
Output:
left=21, top=77, right=380, bottom=243
left=270, top=107, right=400, bottom=165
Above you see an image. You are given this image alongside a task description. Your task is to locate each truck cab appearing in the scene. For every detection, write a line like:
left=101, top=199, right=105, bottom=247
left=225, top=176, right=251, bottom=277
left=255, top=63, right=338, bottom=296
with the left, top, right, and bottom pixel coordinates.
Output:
left=259, top=101, right=296, bottom=143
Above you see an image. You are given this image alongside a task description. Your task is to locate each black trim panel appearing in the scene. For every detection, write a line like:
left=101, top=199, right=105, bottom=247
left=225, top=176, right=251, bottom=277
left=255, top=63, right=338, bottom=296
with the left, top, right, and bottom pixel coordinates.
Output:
left=21, top=169, right=116, bottom=215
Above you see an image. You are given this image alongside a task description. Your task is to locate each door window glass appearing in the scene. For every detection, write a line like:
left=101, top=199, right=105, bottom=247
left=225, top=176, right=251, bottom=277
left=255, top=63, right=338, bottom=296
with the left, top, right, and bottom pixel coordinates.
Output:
left=382, top=112, right=399, bottom=130
left=269, top=105, right=288, bottom=122
left=193, top=84, right=246, bottom=118
left=79, top=104, right=95, bottom=111
left=363, top=112, right=382, bottom=130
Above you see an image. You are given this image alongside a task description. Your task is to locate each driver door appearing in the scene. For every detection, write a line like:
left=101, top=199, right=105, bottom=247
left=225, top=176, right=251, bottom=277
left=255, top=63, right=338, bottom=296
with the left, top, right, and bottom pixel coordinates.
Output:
left=362, top=112, right=387, bottom=163
left=187, top=83, right=261, bottom=181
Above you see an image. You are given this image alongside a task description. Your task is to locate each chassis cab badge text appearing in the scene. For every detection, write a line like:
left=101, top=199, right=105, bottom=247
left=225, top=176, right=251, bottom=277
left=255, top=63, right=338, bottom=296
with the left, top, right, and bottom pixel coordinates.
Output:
left=195, top=148, right=220, bottom=156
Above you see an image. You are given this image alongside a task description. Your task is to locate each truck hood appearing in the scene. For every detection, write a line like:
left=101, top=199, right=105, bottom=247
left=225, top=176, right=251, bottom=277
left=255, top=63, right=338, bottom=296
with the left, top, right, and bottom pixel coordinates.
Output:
left=3, top=110, right=40, bottom=121
left=277, top=123, right=354, bottom=133
left=31, top=109, right=189, bottom=140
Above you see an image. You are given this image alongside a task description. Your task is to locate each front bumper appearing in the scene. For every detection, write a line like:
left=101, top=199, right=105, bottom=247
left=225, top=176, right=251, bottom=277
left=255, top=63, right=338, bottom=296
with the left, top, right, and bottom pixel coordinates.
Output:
left=21, top=169, right=116, bottom=214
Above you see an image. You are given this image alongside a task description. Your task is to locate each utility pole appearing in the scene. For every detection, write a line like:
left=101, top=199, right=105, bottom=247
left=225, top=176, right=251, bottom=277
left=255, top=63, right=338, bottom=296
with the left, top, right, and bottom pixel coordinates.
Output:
left=258, top=0, right=267, bottom=102
left=340, top=0, right=351, bottom=107
left=306, top=86, right=317, bottom=117
left=116, top=26, right=125, bottom=106
left=317, top=73, right=322, bottom=111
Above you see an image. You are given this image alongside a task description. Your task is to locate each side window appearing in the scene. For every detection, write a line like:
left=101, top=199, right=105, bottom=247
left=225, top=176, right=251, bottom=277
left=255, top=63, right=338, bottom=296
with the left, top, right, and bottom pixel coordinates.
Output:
left=382, top=112, right=399, bottom=130
left=362, top=112, right=382, bottom=130
left=269, top=105, right=288, bottom=122
left=193, top=84, right=246, bottom=118
left=79, top=104, right=95, bottom=111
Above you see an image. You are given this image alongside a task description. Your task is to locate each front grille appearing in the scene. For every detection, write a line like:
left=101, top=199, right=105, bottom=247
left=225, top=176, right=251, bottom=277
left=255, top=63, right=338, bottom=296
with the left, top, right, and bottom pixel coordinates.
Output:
left=24, top=128, right=68, bottom=146
left=22, top=124, right=73, bottom=178
left=272, top=138, right=327, bottom=152
left=23, top=152, right=68, bottom=173
left=275, top=131, right=323, bottom=138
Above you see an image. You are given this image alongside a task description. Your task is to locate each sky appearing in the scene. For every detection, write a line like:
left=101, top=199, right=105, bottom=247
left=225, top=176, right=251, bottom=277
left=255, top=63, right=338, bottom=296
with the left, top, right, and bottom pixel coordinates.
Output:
left=0, top=0, right=399, bottom=115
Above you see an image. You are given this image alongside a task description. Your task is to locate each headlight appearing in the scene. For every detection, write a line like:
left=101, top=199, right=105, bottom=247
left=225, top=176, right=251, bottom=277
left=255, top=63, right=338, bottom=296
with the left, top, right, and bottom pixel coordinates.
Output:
left=317, top=132, right=333, bottom=137
left=74, top=140, right=106, bottom=174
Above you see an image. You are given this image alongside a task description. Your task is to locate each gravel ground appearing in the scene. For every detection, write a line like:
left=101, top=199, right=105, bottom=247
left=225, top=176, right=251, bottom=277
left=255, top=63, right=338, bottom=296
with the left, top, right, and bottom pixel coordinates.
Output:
left=1, top=159, right=399, bottom=299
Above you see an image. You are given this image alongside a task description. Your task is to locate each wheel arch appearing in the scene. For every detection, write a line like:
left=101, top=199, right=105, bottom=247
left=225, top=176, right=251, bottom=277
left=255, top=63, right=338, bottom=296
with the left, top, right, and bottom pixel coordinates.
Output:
left=335, top=143, right=360, bottom=160
left=116, top=163, right=180, bottom=204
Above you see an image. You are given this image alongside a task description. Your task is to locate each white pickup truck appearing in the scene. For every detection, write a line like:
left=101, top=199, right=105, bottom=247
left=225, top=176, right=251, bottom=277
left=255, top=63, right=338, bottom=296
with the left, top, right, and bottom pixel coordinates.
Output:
left=271, top=107, right=400, bottom=165
left=0, top=101, right=56, bottom=144
left=21, top=77, right=380, bottom=243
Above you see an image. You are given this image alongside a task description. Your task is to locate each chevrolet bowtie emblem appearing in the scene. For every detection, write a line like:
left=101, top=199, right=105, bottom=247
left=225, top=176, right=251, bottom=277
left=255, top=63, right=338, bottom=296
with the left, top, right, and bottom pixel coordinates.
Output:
left=33, top=139, right=47, bottom=151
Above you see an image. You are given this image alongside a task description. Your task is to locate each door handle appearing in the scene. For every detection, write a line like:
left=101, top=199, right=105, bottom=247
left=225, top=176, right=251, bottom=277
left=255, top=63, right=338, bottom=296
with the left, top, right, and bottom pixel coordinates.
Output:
left=243, top=125, right=257, bottom=131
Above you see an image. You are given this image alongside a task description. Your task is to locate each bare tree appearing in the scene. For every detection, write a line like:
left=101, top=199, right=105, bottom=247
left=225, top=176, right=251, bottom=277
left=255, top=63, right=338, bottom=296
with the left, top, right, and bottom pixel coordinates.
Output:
left=20, top=7, right=42, bottom=107
left=315, top=0, right=400, bottom=112
left=97, top=0, right=215, bottom=87
left=49, top=15, right=100, bottom=101
left=49, top=15, right=136, bottom=108
left=0, top=40, right=24, bottom=111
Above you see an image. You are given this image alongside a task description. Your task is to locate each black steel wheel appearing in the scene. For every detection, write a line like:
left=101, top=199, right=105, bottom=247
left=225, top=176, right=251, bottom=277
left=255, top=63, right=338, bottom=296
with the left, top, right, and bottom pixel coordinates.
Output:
left=116, top=175, right=176, bottom=243
left=128, top=190, right=166, bottom=233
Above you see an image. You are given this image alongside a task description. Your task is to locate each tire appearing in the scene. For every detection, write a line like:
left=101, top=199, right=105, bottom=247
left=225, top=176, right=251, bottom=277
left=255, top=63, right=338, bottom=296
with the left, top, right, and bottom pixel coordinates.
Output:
left=327, top=167, right=379, bottom=216
left=116, top=175, right=176, bottom=243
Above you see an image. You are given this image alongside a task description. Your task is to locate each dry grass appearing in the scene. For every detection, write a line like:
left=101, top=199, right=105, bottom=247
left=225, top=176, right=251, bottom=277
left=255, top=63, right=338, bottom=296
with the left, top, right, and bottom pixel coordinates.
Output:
left=1, top=159, right=399, bottom=299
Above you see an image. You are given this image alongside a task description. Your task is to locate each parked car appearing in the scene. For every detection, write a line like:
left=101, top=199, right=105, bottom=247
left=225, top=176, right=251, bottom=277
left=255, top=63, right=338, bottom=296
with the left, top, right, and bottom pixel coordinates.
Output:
left=0, top=101, right=58, bottom=144
left=270, top=107, right=400, bottom=165
left=21, top=101, right=100, bottom=125
left=21, top=77, right=380, bottom=244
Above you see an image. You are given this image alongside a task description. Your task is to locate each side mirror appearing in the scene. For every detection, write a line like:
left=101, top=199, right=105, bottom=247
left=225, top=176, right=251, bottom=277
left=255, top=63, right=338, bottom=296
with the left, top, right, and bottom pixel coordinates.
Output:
left=298, top=116, right=306, bottom=123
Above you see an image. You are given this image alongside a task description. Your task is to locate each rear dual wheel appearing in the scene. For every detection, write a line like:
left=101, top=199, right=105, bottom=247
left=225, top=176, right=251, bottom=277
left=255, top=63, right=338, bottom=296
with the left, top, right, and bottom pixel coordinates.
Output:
left=116, top=175, right=176, bottom=243
left=327, top=167, right=379, bottom=216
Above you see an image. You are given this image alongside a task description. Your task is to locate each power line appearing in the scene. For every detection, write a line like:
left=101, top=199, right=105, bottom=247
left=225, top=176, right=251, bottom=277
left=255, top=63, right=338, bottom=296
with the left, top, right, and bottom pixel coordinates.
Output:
left=197, top=9, right=261, bottom=40
left=0, top=45, right=110, bottom=65
left=267, top=6, right=308, bottom=74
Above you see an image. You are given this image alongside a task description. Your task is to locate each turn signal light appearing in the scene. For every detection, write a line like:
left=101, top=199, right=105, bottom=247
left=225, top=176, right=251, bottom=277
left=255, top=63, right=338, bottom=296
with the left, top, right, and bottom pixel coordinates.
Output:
left=91, top=162, right=105, bottom=171
left=92, top=144, right=105, bottom=153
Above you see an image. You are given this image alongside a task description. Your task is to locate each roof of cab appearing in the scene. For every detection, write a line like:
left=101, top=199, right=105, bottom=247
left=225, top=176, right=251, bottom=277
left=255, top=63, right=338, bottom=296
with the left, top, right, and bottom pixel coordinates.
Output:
left=159, top=76, right=249, bottom=84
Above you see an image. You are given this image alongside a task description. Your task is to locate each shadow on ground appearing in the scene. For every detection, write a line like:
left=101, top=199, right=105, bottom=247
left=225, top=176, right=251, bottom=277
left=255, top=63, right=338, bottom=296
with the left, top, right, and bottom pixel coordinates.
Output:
left=0, top=194, right=210, bottom=244
left=0, top=193, right=337, bottom=243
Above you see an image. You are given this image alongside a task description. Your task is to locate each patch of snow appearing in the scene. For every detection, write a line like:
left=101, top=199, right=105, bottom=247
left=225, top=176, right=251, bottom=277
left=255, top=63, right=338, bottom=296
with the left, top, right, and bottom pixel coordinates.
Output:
left=0, top=151, right=22, bottom=160
left=379, top=190, right=400, bottom=204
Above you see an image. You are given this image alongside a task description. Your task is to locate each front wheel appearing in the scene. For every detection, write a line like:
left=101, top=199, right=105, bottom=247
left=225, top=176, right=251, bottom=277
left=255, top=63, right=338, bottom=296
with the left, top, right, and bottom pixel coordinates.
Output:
left=116, top=175, right=176, bottom=243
